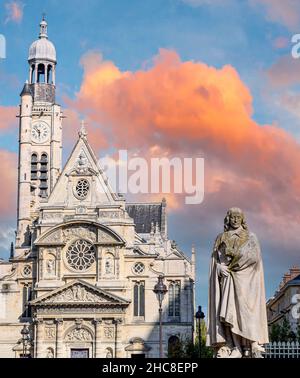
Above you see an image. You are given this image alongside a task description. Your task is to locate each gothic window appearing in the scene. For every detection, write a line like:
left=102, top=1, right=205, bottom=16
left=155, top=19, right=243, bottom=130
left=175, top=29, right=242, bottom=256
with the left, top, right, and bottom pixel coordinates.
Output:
left=39, top=153, right=48, bottom=198
left=168, top=281, right=181, bottom=317
left=66, top=239, right=96, bottom=271
left=133, top=262, right=145, bottom=275
left=75, top=179, right=90, bottom=200
left=31, top=153, right=38, bottom=180
left=133, top=281, right=145, bottom=317
left=22, top=285, right=32, bottom=318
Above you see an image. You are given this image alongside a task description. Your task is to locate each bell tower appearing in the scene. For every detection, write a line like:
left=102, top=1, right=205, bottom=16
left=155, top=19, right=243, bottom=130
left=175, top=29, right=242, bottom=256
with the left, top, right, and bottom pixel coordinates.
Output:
left=16, top=17, right=63, bottom=251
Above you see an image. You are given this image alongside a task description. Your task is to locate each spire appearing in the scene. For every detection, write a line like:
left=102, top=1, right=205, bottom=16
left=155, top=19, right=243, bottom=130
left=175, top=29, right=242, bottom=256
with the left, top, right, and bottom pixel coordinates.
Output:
left=79, top=120, right=88, bottom=139
left=39, top=14, right=48, bottom=39
left=20, top=80, right=32, bottom=97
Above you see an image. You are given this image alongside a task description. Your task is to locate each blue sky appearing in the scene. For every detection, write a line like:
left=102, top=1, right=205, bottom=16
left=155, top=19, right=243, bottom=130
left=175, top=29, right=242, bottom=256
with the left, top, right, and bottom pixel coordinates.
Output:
left=1, top=0, right=300, bottom=314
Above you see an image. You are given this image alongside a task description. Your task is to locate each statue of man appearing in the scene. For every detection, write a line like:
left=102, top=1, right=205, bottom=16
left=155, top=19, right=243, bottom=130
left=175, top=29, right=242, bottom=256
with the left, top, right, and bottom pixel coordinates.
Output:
left=207, top=208, right=269, bottom=358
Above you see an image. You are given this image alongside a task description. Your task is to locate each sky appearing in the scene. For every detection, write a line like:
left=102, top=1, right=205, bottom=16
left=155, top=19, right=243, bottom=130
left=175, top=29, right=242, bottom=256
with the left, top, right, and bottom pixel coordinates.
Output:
left=1, top=0, right=300, bottom=314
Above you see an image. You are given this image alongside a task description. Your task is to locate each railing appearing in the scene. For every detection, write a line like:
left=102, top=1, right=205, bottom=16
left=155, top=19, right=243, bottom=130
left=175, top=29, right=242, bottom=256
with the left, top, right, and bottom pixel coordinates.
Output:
left=263, top=341, right=300, bottom=358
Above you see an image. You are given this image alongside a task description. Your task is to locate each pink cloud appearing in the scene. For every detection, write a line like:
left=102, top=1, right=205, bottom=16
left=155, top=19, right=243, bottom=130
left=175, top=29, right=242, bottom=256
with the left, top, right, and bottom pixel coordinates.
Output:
left=273, top=36, right=289, bottom=50
left=0, top=149, right=17, bottom=216
left=5, top=1, right=24, bottom=24
left=250, top=0, right=300, bottom=31
left=0, top=106, right=17, bottom=132
left=267, top=55, right=300, bottom=87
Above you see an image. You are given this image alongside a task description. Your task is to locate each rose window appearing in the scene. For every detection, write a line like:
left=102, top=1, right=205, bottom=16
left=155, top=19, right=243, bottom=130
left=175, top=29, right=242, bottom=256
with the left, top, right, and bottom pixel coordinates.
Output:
left=66, top=240, right=95, bottom=271
left=133, top=262, right=145, bottom=275
left=75, top=179, right=90, bottom=199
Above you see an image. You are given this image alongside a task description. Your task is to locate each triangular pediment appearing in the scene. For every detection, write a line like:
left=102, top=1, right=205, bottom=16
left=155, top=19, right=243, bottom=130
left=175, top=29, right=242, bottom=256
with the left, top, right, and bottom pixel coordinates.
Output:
left=46, top=135, right=121, bottom=207
left=30, top=280, right=130, bottom=307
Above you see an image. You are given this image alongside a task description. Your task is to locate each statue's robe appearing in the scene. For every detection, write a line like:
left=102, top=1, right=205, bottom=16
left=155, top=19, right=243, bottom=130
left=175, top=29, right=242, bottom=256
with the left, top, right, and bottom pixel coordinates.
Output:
left=207, top=230, right=269, bottom=346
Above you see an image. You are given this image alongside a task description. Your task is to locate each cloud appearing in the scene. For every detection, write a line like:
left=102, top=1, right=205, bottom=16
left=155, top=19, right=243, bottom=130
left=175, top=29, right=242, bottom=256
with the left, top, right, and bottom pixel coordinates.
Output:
left=4, top=1, right=24, bottom=24
left=181, top=0, right=230, bottom=6
left=249, top=0, right=300, bottom=31
left=266, top=55, right=300, bottom=87
left=65, top=48, right=300, bottom=257
left=0, top=149, right=17, bottom=217
left=0, top=106, right=17, bottom=132
left=273, top=37, right=289, bottom=50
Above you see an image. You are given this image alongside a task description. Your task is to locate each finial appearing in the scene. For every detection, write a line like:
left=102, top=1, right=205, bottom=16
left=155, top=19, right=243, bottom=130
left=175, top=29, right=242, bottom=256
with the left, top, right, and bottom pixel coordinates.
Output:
left=39, top=14, right=48, bottom=39
left=79, top=120, right=88, bottom=139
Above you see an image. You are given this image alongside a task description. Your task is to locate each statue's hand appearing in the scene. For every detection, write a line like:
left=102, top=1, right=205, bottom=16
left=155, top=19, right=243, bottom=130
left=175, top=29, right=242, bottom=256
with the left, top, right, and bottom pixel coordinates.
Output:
left=217, top=263, right=230, bottom=277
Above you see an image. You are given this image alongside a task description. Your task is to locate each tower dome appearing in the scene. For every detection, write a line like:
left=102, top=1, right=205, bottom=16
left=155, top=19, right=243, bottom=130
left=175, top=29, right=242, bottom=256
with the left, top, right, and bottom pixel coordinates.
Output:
left=28, top=17, right=56, bottom=63
left=26, top=16, right=57, bottom=103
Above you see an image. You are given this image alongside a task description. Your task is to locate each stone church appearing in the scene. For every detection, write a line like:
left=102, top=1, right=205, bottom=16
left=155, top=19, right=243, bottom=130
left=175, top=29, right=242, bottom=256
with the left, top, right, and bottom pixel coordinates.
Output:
left=0, top=18, right=195, bottom=358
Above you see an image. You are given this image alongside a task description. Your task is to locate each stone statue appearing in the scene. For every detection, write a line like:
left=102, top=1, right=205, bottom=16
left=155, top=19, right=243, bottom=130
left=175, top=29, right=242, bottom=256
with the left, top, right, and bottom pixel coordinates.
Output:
left=46, top=259, right=55, bottom=275
left=46, top=348, right=54, bottom=358
left=207, top=208, right=269, bottom=358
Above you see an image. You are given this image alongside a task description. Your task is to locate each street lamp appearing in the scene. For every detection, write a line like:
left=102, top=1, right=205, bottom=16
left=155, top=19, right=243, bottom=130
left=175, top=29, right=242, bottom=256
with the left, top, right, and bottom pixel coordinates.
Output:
left=195, top=306, right=205, bottom=359
left=153, top=275, right=168, bottom=358
left=20, top=325, right=30, bottom=358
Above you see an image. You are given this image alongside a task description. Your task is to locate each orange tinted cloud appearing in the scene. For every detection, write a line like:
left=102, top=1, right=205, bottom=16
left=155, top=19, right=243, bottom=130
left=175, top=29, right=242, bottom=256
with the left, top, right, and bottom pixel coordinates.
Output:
left=69, top=49, right=300, bottom=244
left=4, top=1, right=24, bottom=24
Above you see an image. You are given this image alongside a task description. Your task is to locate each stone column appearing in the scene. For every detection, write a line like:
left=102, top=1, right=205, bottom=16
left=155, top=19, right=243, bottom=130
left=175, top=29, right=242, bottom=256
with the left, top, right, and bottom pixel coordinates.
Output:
left=93, top=319, right=102, bottom=358
left=55, top=319, right=64, bottom=358
left=113, top=318, right=123, bottom=358
left=36, top=319, right=44, bottom=358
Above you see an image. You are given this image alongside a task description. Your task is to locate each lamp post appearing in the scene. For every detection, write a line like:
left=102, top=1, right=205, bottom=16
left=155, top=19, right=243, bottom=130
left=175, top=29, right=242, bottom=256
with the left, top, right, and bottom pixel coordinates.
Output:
left=20, top=325, right=30, bottom=358
left=153, top=275, right=168, bottom=358
left=195, top=306, right=205, bottom=359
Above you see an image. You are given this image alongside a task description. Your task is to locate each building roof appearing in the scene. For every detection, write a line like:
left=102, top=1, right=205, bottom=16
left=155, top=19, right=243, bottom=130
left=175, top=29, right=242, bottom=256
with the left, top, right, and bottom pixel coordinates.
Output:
left=126, top=200, right=166, bottom=234
left=20, top=82, right=32, bottom=97
left=28, top=18, right=56, bottom=63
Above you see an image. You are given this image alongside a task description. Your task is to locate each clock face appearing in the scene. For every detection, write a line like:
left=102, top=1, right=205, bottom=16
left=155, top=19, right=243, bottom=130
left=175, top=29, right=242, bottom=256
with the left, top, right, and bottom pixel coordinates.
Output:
left=31, top=122, right=50, bottom=144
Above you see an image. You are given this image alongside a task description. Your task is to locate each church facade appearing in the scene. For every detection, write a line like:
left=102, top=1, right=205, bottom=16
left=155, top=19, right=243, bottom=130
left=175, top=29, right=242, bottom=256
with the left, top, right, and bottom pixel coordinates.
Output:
left=0, top=18, right=195, bottom=358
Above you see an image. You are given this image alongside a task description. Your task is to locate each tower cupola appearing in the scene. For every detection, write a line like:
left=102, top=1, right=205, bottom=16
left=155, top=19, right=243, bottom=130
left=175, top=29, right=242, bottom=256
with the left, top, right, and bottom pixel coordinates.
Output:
left=27, top=16, right=57, bottom=103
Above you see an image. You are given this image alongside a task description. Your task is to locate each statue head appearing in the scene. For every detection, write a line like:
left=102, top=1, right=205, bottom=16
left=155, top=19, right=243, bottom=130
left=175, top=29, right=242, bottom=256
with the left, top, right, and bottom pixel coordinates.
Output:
left=224, top=207, right=248, bottom=231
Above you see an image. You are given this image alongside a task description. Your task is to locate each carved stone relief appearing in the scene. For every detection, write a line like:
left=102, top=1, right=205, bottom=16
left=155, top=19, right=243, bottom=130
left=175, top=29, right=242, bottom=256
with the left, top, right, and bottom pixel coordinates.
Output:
left=45, top=326, right=56, bottom=340
left=66, top=328, right=92, bottom=342
left=42, top=229, right=62, bottom=243
left=103, top=327, right=114, bottom=339
left=44, top=284, right=108, bottom=304
left=63, top=226, right=96, bottom=243
left=98, top=229, right=117, bottom=243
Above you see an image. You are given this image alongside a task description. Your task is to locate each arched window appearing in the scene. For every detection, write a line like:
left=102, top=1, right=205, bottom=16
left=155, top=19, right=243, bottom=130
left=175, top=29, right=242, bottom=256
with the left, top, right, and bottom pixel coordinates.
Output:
left=31, top=64, right=35, bottom=84
left=168, top=336, right=180, bottom=358
left=39, top=153, right=48, bottom=197
left=22, top=284, right=32, bottom=318
left=31, top=153, right=38, bottom=180
left=37, top=63, right=45, bottom=83
left=133, top=281, right=145, bottom=317
left=47, top=65, right=53, bottom=84
left=168, top=281, right=181, bottom=317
